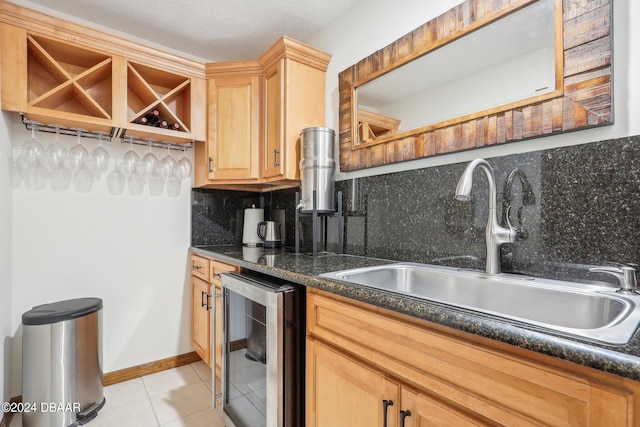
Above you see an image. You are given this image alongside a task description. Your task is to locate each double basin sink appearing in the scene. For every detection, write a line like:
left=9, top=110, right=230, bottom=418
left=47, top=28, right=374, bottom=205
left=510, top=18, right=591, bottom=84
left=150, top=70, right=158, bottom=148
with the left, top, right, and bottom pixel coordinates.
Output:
left=320, top=263, right=640, bottom=345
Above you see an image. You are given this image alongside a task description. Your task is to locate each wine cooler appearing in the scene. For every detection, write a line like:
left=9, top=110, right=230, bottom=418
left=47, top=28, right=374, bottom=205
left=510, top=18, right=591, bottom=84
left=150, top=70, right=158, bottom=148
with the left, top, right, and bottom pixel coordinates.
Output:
left=220, top=271, right=305, bottom=427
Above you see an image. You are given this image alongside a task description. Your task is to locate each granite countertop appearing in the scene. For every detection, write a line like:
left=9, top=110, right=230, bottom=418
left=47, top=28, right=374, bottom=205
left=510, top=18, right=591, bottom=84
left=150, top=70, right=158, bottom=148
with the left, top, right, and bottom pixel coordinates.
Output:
left=191, top=245, right=640, bottom=381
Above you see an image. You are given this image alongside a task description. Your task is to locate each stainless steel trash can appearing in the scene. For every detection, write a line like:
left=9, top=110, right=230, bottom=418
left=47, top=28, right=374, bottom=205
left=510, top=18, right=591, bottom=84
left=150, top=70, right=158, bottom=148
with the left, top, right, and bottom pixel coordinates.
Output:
left=22, top=298, right=105, bottom=427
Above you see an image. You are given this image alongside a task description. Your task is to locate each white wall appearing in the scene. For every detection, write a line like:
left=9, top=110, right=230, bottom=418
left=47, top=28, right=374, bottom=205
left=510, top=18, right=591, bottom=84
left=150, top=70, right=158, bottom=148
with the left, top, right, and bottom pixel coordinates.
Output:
left=7, top=113, right=194, bottom=395
left=0, top=109, right=13, bottom=404
left=309, top=0, right=640, bottom=180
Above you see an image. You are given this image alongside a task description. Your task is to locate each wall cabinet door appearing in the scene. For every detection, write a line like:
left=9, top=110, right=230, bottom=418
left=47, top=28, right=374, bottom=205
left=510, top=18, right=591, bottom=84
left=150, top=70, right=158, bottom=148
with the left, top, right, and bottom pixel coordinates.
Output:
left=306, top=338, right=400, bottom=427
left=207, top=75, right=260, bottom=181
left=262, top=60, right=284, bottom=179
left=261, top=57, right=327, bottom=183
left=191, top=276, right=211, bottom=366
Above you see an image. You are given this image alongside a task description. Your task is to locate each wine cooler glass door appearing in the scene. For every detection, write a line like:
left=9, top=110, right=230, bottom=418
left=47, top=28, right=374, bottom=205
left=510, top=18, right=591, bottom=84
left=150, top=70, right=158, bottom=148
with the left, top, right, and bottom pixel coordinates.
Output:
left=221, top=273, right=284, bottom=427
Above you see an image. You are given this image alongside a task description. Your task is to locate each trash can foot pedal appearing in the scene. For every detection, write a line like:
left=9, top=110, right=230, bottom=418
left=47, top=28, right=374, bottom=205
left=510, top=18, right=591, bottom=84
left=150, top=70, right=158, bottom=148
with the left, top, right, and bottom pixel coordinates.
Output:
left=74, top=397, right=106, bottom=425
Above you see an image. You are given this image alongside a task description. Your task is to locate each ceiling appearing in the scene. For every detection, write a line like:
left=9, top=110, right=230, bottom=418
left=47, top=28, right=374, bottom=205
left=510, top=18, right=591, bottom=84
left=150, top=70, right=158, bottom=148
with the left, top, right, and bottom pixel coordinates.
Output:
left=8, top=0, right=361, bottom=62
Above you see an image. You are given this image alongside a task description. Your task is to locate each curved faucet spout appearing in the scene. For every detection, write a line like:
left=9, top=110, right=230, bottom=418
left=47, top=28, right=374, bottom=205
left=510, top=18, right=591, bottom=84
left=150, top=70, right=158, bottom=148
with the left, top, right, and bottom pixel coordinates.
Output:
left=455, top=158, right=516, bottom=275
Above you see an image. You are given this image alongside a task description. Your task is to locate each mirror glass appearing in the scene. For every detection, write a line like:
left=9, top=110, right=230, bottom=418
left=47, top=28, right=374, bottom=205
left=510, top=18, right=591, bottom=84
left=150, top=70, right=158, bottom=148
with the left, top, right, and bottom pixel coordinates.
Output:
left=355, top=0, right=556, bottom=145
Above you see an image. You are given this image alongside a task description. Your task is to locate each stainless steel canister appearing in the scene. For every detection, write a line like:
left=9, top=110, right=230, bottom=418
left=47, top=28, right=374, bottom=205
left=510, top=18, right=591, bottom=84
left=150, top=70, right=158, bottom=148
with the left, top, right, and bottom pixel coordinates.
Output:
left=299, top=127, right=336, bottom=213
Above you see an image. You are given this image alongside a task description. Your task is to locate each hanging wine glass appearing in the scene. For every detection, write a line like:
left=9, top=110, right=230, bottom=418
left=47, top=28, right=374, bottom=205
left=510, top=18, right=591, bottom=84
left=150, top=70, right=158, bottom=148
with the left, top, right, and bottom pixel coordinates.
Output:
left=49, top=166, right=72, bottom=192
left=11, top=147, right=24, bottom=190
left=68, top=128, right=89, bottom=170
left=88, top=131, right=110, bottom=181
left=22, top=125, right=46, bottom=191
left=45, top=125, right=67, bottom=169
left=107, top=164, right=127, bottom=195
left=48, top=127, right=72, bottom=192
left=166, top=167, right=182, bottom=197
left=22, top=125, right=44, bottom=167
left=23, top=164, right=46, bottom=191
left=148, top=163, right=165, bottom=197
left=139, top=139, right=158, bottom=178
left=128, top=168, right=146, bottom=196
left=158, top=146, right=177, bottom=178
left=176, top=146, right=192, bottom=180
left=120, top=136, right=139, bottom=176
left=73, top=167, right=94, bottom=193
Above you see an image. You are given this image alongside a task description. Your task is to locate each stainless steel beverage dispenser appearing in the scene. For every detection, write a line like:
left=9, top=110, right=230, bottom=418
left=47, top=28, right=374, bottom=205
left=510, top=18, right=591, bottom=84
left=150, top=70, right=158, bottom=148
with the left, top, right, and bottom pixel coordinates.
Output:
left=298, top=127, right=336, bottom=213
left=295, top=127, right=343, bottom=256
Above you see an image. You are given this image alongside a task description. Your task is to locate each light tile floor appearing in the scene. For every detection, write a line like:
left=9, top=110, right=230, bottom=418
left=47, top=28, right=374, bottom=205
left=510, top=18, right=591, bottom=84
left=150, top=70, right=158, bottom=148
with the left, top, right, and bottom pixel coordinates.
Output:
left=10, top=361, right=225, bottom=427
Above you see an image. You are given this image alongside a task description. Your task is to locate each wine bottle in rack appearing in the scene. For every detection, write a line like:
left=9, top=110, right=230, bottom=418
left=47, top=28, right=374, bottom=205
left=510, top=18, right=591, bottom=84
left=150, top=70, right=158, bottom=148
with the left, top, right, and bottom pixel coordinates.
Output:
left=155, top=120, right=168, bottom=128
left=135, top=116, right=148, bottom=125
left=145, top=110, right=160, bottom=125
left=171, top=123, right=180, bottom=131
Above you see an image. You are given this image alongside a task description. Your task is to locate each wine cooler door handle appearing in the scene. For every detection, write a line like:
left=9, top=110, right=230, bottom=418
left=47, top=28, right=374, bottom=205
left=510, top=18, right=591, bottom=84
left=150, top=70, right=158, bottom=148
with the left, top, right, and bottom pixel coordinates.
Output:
left=400, top=410, right=412, bottom=427
left=211, top=288, right=218, bottom=408
left=210, top=290, right=224, bottom=409
left=382, top=400, right=394, bottom=427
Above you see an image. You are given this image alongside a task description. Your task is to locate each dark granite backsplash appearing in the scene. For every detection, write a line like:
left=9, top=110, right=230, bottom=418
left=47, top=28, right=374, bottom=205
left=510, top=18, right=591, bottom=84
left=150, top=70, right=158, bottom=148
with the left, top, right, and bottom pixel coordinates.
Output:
left=192, top=135, right=639, bottom=284
left=192, top=187, right=301, bottom=247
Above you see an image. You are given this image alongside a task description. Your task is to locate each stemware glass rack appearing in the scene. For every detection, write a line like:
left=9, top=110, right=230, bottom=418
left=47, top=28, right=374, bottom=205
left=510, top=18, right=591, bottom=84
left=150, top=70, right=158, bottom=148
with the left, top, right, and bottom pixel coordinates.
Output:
left=21, top=114, right=191, bottom=152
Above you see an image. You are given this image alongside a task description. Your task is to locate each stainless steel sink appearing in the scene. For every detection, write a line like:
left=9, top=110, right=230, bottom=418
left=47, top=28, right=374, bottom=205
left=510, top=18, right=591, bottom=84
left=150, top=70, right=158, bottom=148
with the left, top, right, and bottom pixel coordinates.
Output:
left=320, top=263, right=640, bottom=345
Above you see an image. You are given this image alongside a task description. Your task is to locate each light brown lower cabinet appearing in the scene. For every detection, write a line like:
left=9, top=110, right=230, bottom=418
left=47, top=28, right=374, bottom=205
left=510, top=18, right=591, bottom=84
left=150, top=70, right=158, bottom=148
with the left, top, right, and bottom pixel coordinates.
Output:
left=307, top=339, right=485, bottom=427
left=306, top=288, right=640, bottom=427
left=189, top=254, right=237, bottom=377
left=191, top=275, right=211, bottom=367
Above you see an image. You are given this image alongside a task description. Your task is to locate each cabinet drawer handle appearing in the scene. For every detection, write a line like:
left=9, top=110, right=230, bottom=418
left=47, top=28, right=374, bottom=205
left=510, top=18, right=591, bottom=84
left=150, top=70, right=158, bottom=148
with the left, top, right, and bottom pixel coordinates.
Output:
left=213, top=273, right=221, bottom=279
left=273, top=149, right=280, bottom=167
left=201, top=291, right=207, bottom=307
left=208, top=157, right=213, bottom=173
left=193, top=265, right=202, bottom=270
left=400, top=409, right=411, bottom=427
left=382, top=400, right=393, bottom=427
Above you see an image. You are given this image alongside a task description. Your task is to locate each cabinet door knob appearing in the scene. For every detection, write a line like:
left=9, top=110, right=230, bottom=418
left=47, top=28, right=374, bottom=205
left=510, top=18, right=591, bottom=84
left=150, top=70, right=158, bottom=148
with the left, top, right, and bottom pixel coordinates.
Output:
left=400, top=409, right=412, bottom=427
left=273, top=149, right=280, bottom=167
left=382, top=400, right=393, bottom=427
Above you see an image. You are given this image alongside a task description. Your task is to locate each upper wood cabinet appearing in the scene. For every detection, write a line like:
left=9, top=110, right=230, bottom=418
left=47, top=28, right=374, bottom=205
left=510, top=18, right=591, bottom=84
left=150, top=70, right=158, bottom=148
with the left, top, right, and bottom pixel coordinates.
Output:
left=195, top=37, right=331, bottom=190
left=123, top=61, right=206, bottom=144
left=0, top=3, right=329, bottom=184
left=204, top=71, right=260, bottom=182
left=1, top=24, right=114, bottom=134
left=0, top=3, right=206, bottom=144
left=260, top=38, right=330, bottom=184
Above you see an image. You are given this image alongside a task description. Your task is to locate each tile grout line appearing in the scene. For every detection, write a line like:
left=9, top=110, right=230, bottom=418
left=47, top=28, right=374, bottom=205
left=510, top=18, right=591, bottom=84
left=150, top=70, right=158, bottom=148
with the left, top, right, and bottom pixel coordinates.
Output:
left=139, top=373, right=162, bottom=427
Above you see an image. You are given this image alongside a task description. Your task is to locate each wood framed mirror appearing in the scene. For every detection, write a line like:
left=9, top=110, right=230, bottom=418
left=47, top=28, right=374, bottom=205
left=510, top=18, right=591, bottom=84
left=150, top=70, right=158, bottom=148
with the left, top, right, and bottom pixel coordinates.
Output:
left=338, top=0, right=612, bottom=172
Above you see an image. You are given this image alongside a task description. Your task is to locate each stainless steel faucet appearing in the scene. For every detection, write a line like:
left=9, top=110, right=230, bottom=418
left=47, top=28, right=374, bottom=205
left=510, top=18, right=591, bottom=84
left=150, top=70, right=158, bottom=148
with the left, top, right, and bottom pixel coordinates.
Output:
left=455, top=159, right=516, bottom=275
